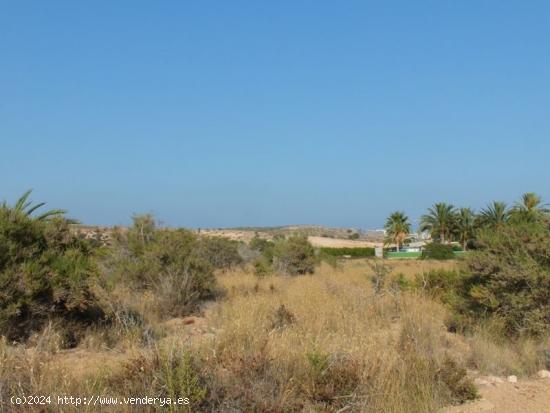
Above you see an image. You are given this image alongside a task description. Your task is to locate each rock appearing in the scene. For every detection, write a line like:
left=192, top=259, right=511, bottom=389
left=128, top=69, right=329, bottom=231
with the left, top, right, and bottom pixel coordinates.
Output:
left=507, top=375, right=518, bottom=383
left=536, top=369, right=550, bottom=379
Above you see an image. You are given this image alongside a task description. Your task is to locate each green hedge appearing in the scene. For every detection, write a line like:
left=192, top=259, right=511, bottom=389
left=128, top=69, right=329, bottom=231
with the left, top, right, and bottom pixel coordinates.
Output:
left=319, top=247, right=375, bottom=258
left=385, top=251, right=422, bottom=259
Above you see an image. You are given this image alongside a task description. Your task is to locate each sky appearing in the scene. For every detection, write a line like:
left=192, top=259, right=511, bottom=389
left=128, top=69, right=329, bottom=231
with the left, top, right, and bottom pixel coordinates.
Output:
left=1, top=1, right=549, bottom=229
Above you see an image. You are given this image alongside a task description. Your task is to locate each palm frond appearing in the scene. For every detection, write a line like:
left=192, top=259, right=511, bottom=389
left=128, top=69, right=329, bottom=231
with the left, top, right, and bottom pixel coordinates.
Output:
left=35, top=209, right=67, bottom=221
left=14, top=189, right=33, bottom=212
left=25, top=202, right=46, bottom=216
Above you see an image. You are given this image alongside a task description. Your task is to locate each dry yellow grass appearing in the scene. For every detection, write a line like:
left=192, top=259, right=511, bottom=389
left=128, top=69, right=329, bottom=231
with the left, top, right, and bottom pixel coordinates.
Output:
left=6, top=259, right=544, bottom=413
left=200, top=263, right=470, bottom=411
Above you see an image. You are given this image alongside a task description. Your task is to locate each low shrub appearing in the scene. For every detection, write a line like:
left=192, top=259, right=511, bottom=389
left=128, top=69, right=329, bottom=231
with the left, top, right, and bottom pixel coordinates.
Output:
left=253, top=258, right=272, bottom=277
left=436, top=357, right=478, bottom=404
left=195, top=236, right=243, bottom=270
left=319, top=247, right=375, bottom=258
left=272, top=235, right=315, bottom=275
left=421, top=243, right=455, bottom=260
left=109, top=346, right=208, bottom=412
left=107, top=217, right=217, bottom=318
left=270, top=304, right=295, bottom=330
left=304, top=351, right=361, bottom=406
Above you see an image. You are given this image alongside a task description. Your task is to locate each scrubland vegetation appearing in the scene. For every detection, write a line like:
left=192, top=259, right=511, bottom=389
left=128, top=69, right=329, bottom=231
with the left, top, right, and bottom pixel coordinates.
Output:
left=0, top=191, right=549, bottom=412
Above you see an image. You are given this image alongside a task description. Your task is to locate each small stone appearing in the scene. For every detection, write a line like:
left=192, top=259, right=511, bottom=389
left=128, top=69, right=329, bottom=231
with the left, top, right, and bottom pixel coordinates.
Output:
left=507, top=375, right=518, bottom=383
left=537, top=369, right=550, bottom=379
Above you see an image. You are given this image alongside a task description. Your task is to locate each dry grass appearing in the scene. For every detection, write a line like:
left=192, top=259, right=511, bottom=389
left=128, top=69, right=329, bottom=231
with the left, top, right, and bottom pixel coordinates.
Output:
left=201, top=263, right=472, bottom=411
left=4, top=259, right=546, bottom=413
left=339, top=258, right=458, bottom=278
left=467, top=324, right=550, bottom=376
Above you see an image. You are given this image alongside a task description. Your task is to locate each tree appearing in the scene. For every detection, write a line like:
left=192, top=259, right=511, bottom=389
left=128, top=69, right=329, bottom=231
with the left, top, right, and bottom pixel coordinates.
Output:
left=509, top=192, right=548, bottom=224
left=384, top=211, right=411, bottom=252
left=420, top=203, right=456, bottom=243
left=455, top=208, right=476, bottom=250
left=477, top=201, right=509, bottom=229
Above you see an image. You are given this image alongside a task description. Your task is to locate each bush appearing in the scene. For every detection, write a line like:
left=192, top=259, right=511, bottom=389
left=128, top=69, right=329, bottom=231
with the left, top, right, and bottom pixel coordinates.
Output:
left=415, top=219, right=550, bottom=337
left=461, top=220, right=550, bottom=337
left=195, top=236, right=243, bottom=270
left=249, top=236, right=274, bottom=254
left=110, top=347, right=208, bottom=411
left=319, top=247, right=374, bottom=258
left=109, top=217, right=217, bottom=317
left=304, top=351, right=361, bottom=406
left=272, top=235, right=315, bottom=275
left=436, top=357, right=478, bottom=404
left=253, top=258, right=272, bottom=277
left=421, top=243, right=455, bottom=260
left=0, top=206, right=102, bottom=341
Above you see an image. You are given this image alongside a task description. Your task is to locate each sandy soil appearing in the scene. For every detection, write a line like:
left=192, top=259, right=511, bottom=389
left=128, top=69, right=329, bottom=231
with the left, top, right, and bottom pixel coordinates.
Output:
left=442, top=377, right=550, bottom=413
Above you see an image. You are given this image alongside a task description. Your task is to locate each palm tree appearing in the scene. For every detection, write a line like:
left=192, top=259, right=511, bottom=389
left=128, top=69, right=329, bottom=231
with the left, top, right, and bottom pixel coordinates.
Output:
left=519, top=192, right=542, bottom=211
left=509, top=192, right=547, bottom=223
left=420, top=203, right=456, bottom=243
left=384, top=211, right=411, bottom=252
left=455, top=208, right=475, bottom=250
left=3, top=189, right=67, bottom=220
left=478, top=201, right=509, bottom=229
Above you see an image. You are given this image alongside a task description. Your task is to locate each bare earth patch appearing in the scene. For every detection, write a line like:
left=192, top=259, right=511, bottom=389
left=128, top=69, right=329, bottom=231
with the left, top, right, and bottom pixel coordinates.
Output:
left=442, top=377, right=550, bottom=413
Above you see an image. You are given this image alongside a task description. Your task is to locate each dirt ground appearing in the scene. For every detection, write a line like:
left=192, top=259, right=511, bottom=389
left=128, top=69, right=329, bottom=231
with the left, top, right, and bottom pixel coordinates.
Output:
left=442, top=377, right=550, bottom=413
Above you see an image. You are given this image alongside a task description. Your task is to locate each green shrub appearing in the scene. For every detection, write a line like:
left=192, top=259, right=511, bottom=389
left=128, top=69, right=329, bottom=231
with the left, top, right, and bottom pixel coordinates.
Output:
left=415, top=270, right=464, bottom=301
left=253, top=258, right=272, bottom=277
left=112, top=348, right=208, bottom=412
left=272, top=235, right=315, bottom=275
left=319, top=247, right=375, bottom=258
left=0, top=202, right=102, bottom=341
left=416, top=219, right=550, bottom=337
left=196, top=236, right=243, bottom=270
left=109, top=218, right=217, bottom=317
left=461, top=220, right=550, bottom=337
left=249, top=236, right=274, bottom=254
left=421, top=243, right=455, bottom=260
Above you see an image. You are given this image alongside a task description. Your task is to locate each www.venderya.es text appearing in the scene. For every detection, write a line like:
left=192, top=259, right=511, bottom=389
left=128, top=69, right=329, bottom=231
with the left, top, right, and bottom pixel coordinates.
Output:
left=10, top=395, right=190, bottom=407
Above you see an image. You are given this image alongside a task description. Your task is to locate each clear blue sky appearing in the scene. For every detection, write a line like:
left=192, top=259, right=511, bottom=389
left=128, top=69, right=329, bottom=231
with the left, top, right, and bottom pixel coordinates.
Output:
left=1, top=1, right=549, bottom=229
